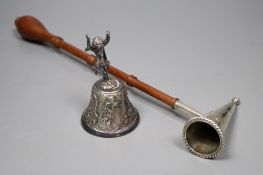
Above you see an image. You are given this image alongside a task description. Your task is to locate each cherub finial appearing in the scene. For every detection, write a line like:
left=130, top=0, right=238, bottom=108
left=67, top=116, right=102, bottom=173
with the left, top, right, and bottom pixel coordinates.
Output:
left=85, top=31, right=110, bottom=80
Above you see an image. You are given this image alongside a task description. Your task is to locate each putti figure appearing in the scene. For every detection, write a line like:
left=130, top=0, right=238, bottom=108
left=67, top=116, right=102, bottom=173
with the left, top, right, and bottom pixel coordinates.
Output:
left=85, top=31, right=110, bottom=80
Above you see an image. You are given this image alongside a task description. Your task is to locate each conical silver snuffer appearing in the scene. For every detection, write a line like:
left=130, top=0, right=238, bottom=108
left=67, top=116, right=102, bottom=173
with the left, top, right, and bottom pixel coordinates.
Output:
left=81, top=77, right=139, bottom=137
left=181, top=97, right=240, bottom=158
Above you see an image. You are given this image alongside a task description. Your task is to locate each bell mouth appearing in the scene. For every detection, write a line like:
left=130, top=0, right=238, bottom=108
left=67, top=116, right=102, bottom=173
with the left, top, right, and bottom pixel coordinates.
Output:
left=183, top=117, right=224, bottom=159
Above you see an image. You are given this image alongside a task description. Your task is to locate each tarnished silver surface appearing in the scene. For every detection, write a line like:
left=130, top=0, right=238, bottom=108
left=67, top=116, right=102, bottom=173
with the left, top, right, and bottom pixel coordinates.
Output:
left=82, top=77, right=139, bottom=137
left=174, top=97, right=240, bottom=159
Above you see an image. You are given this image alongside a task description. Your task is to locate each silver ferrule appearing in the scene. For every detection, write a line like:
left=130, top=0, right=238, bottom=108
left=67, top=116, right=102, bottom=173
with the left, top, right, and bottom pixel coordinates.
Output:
left=173, top=100, right=204, bottom=119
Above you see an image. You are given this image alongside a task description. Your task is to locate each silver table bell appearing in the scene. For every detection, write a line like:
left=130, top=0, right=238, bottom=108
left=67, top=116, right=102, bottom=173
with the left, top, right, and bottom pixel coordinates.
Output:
left=82, top=31, right=139, bottom=137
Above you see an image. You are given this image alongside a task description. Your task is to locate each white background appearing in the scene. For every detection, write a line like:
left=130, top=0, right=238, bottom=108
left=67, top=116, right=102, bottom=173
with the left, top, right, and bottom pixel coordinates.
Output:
left=0, top=0, right=262, bottom=174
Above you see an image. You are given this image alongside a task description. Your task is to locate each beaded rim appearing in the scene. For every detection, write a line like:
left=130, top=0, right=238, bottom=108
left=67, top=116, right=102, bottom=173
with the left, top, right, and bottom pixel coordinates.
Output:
left=182, top=117, right=225, bottom=159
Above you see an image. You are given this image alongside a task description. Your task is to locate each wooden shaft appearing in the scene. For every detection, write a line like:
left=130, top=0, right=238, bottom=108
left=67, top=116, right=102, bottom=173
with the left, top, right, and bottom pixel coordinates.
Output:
left=15, top=15, right=178, bottom=107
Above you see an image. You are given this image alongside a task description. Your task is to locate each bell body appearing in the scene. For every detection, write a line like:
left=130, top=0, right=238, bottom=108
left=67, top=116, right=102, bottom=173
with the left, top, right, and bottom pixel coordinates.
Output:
left=82, top=77, right=139, bottom=137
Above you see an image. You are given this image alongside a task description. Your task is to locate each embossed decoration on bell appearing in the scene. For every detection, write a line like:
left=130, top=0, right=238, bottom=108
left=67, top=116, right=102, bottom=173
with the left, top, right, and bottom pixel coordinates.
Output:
left=81, top=77, right=139, bottom=137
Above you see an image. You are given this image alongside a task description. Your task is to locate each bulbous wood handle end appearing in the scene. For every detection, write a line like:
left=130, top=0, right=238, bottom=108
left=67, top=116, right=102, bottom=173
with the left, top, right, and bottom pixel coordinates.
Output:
left=15, top=15, right=52, bottom=43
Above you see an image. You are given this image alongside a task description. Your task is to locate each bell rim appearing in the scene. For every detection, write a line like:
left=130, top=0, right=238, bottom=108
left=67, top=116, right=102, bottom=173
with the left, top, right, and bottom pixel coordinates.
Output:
left=81, top=106, right=140, bottom=138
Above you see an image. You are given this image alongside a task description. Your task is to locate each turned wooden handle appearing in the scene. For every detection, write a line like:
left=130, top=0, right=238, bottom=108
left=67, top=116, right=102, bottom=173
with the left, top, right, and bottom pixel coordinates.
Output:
left=15, top=15, right=178, bottom=107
